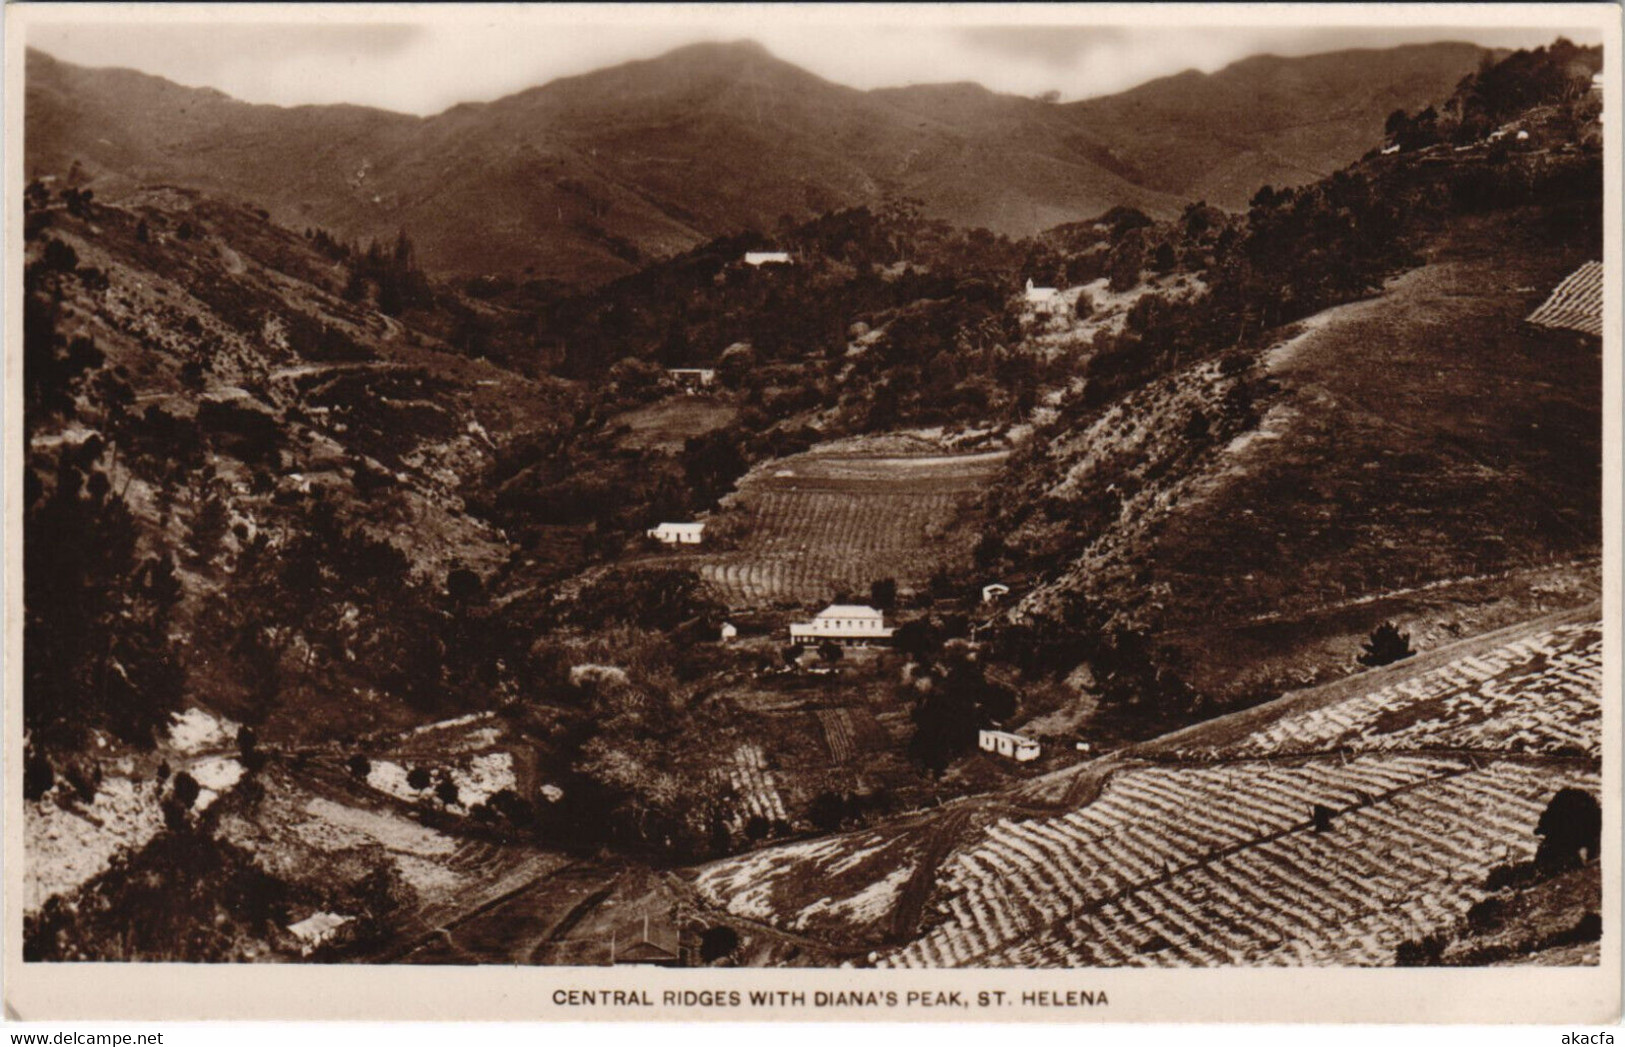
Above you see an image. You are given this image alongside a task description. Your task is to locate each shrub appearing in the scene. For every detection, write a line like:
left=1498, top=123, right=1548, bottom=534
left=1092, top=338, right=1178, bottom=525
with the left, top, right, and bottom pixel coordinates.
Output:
left=347, top=754, right=371, bottom=779
left=436, top=779, right=460, bottom=807
left=407, top=766, right=432, bottom=791
left=1358, top=622, right=1414, bottom=667
left=1535, top=788, right=1601, bottom=868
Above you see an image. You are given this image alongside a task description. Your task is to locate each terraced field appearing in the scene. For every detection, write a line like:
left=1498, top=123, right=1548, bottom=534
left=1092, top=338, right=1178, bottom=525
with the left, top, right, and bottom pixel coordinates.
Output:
left=876, top=756, right=1594, bottom=968
left=1179, top=621, right=1601, bottom=761
left=696, top=449, right=1007, bottom=609
left=689, top=612, right=1603, bottom=967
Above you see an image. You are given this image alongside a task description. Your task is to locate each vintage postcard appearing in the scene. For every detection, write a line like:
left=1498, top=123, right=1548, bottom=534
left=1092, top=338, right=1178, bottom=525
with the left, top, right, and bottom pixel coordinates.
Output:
left=4, top=1, right=1619, bottom=1024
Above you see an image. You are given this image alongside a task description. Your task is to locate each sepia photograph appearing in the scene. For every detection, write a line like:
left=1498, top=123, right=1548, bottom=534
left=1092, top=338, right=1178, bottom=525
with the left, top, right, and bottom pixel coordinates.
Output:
left=3, top=0, right=1618, bottom=1023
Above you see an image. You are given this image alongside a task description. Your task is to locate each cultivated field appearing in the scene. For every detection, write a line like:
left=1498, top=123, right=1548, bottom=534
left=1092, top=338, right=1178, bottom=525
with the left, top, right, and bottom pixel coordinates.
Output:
left=688, top=613, right=1603, bottom=966
left=876, top=755, right=1594, bottom=967
left=696, top=448, right=1007, bottom=609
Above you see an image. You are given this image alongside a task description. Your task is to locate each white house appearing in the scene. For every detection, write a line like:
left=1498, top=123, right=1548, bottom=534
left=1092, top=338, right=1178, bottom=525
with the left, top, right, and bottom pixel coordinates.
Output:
left=719, top=622, right=739, bottom=642
left=287, top=912, right=353, bottom=955
left=981, top=583, right=1011, bottom=603
left=666, top=367, right=716, bottom=391
left=979, top=729, right=1041, bottom=762
left=1024, top=278, right=1062, bottom=308
left=744, top=251, right=792, bottom=266
left=789, top=604, right=894, bottom=645
left=648, top=521, right=705, bottom=545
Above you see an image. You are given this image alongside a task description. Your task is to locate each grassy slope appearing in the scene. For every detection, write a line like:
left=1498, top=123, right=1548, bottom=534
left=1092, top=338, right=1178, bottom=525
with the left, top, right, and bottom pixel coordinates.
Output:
left=1149, top=204, right=1601, bottom=696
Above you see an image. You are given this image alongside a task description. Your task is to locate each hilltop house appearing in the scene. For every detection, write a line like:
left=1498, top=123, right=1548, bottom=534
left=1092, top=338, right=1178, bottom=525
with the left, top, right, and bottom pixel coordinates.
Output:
left=665, top=367, right=716, bottom=392
left=789, top=604, right=894, bottom=645
left=648, top=521, right=705, bottom=545
left=1024, top=279, right=1062, bottom=309
left=744, top=251, right=792, bottom=266
left=981, top=583, right=1011, bottom=603
left=979, top=729, right=1041, bottom=762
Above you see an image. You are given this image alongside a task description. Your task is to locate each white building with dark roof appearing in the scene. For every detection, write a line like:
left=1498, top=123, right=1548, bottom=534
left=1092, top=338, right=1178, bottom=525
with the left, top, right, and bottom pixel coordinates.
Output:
left=789, top=604, right=894, bottom=645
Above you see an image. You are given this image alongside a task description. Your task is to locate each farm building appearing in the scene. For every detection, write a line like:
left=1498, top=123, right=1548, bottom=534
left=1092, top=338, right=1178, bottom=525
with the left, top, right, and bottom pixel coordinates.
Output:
left=665, top=367, right=717, bottom=391
left=611, top=913, right=683, bottom=967
left=979, top=729, right=1041, bottom=762
left=648, top=521, right=705, bottom=545
left=1525, top=261, right=1603, bottom=338
left=789, top=604, right=894, bottom=645
left=982, top=583, right=1010, bottom=603
left=744, top=251, right=792, bottom=266
left=720, top=621, right=739, bottom=642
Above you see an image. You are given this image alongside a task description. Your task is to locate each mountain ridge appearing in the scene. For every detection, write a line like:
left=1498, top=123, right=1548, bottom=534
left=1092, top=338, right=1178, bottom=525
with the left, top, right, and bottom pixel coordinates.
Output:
left=26, top=39, right=1489, bottom=284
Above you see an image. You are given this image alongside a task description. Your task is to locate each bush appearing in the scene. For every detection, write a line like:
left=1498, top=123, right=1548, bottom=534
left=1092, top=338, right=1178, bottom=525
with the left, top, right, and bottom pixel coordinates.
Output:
left=1535, top=788, right=1601, bottom=868
left=407, top=766, right=432, bottom=791
left=347, top=754, right=371, bottom=779
left=1358, top=622, right=1414, bottom=667
left=436, top=779, right=460, bottom=807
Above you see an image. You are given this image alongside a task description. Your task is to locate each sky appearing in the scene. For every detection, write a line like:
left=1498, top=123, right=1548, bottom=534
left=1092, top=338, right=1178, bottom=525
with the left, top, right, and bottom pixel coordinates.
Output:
left=22, top=9, right=1604, bottom=117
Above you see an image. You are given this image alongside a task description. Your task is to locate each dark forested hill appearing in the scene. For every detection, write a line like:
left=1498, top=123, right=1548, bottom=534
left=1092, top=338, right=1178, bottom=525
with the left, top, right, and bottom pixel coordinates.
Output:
left=26, top=39, right=1487, bottom=285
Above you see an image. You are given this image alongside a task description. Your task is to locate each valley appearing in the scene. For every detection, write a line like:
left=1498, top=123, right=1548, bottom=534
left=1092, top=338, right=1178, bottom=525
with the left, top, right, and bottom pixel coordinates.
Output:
left=18, top=35, right=1605, bottom=971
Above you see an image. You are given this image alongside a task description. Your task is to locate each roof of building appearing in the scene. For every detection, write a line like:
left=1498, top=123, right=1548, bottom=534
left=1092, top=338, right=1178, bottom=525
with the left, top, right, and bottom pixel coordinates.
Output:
left=816, top=604, right=884, bottom=619
left=744, top=251, right=792, bottom=264
left=653, top=521, right=705, bottom=532
left=288, top=912, right=352, bottom=941
left=980, top=728, right=1039, bottom=744
left=1526, top=261, right=1604, bottom=338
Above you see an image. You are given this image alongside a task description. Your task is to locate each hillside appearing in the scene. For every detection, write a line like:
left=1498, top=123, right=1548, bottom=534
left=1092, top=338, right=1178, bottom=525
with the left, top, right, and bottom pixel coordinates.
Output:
left=1064, top=43, right=1494, bottom=207
left=687, top=607, right=1603, bottom=966
left=974, top=60, right=1604, bottom=716
left=25, top=40, right=1486, bottom=285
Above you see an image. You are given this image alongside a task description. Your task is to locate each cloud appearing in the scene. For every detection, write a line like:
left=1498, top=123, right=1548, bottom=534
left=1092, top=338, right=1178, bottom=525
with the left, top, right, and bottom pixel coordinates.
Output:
left=955, top=26, right=1133, bottom=70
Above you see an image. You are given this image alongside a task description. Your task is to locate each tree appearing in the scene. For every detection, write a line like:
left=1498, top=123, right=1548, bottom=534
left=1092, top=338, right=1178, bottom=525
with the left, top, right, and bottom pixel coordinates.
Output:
left=818, top=641, right=844, bottom=665
left=407, top=766, right=432, bottom=791
left=1358, top=622, right=1414, bottom=667
left=808, top=790, right=848, bottom=831
left=24, top=747, right=54, bottom=801
left=436, top=779, right=461, bottom=807
left=868, top=577, right=897, bottom=611
left=347, top=754, right=371, bottom=779
left=1535, top=788, right=1600, bottom=869
left=699, top=925, right=740, bottom=963
left=170, top=771, right=200, bottom=810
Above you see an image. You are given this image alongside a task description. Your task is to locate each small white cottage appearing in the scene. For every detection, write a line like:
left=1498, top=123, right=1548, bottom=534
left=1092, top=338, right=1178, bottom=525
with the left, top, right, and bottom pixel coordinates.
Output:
left=979, top=729, right=1041, bottom=762
left=647, top=521, right=705, bottom=545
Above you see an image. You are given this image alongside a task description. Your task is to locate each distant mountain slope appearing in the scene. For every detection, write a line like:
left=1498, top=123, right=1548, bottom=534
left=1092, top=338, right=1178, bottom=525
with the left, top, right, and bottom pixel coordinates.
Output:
left=1064, top=43, right=1493, bottom=206
left=26, top=39, right=1487, bottom=284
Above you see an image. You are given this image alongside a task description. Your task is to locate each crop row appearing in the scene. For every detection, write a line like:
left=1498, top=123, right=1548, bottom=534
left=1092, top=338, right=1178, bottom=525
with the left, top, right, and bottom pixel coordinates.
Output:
left=818, top=709, right=857, bottom=764
left=1183, top=622, right=1601, bottom=761
left=700, top=485, right=978, bottom=607
left=725, top=743, right=789, bottom=828
left=874, top=755, right=1592, bottom=968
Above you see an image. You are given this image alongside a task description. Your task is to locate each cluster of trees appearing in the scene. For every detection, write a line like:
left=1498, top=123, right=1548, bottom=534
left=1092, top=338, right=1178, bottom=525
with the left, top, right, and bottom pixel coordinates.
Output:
left=1385, top=39, right=1602, bottom=150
